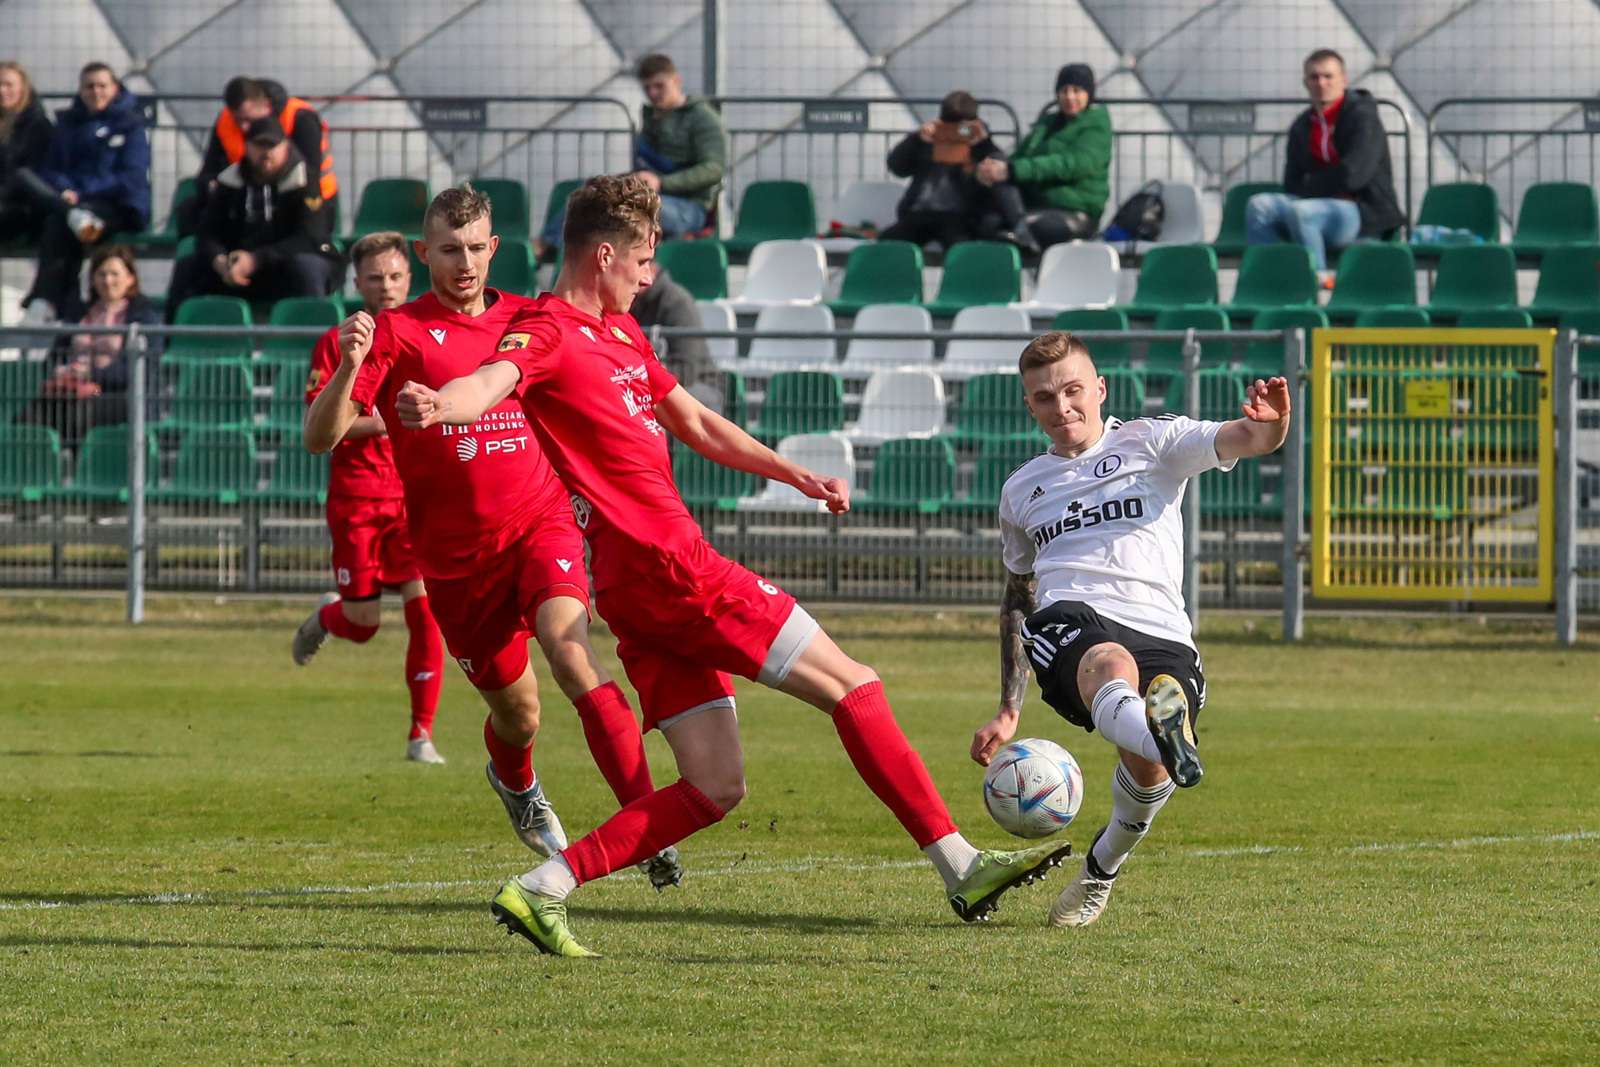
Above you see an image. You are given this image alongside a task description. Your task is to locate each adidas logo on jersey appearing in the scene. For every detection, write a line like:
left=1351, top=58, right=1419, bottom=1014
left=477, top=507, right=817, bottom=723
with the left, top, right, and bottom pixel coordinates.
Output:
left=455, top=437, right=479, bottom=462
left=1028, top=485, right=1044, bottom=501
left=429, top=328, right=447, bottom=345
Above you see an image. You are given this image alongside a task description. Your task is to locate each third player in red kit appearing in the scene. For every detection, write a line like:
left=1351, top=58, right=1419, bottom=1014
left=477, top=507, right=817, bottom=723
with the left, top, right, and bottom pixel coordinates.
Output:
left=305, top=186, right=680, bottom=887
left=401, top=176, right=1071, bottom=956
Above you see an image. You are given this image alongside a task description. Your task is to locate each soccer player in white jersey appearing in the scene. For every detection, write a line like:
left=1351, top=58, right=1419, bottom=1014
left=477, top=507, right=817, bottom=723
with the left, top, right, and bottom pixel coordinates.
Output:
left=971, top=331, right=1290, bottom=928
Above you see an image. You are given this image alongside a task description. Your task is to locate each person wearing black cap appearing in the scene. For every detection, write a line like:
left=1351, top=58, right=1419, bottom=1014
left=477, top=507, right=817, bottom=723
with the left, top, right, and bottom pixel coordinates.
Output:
left=976, top=63, right=1112, bottom=250
left=165, top=113, right=343, bottom=319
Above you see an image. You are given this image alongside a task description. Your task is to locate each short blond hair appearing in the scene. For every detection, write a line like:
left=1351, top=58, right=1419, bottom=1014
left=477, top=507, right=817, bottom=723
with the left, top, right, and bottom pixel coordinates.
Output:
left=1018, top=330, right=1093, bottom=374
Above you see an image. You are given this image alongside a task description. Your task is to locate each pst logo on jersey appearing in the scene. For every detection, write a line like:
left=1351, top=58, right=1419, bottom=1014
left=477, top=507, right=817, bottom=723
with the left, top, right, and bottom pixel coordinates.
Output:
left=456, top=437, right=480, bottom=462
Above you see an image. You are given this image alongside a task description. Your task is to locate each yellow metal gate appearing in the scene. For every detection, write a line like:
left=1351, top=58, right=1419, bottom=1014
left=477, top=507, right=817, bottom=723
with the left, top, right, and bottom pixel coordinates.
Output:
left=1311, top=329, right=1554, bottom=600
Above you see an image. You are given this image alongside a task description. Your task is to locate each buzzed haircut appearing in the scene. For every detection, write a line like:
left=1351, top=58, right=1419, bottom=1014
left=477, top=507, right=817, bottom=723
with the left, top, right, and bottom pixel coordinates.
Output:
left=1019, top=330, right=1094, bottom=374
left=348, top=231, right=409, bottom=272
left=940, top=91, right=979, bottom=124
left=1304, top=48, right=1345, bottom=71
left=562, top=174, right=662, bottom=254
left=636, top=54, right=676, bottom=81
left=79, top=61, right=116, bottom=83
left=224, top=76, right=268, bottom=111
left=423, top=183, right=493, bottom=233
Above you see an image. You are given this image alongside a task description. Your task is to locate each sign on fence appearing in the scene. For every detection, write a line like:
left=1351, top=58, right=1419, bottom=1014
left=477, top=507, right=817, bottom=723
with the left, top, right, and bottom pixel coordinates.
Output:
left=801, top=100, right=869, bottom=133
left=421, top=99, right=488, bottom=130
left=1187, top=101, right=1256, bottom=133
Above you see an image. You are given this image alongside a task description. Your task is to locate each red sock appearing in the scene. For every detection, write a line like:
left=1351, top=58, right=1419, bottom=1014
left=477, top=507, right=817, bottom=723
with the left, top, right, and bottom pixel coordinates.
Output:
left=403, top=596, right=443, bottom=740
left=832, top=681, right=959, bottom=848
left=574, top=682, right=654, bottom=805
left=483, top=715, right=534, bottom=792
left=320, top=600, right=377, bottom=643
left=563, top=778, right=725, bottom=886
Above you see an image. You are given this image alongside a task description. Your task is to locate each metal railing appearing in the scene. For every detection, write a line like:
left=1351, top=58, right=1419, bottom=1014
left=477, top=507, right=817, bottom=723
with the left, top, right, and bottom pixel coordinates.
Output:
left=1428, top=97, right=1600, bottom=231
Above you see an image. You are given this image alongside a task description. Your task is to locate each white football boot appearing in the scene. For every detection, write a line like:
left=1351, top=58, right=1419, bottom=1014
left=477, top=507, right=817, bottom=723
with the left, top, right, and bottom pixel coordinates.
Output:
left=292, top=592, right=340, bottom=665
left=1048, top=829, right=1119, bottom=928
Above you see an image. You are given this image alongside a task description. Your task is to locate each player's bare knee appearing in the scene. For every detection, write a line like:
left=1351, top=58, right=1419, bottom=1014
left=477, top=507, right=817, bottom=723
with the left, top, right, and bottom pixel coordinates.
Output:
left=698, top=774, right=747, bottom=814
left=342, top=597, right=382, bottom=632
left=544, top=639, right=599, bottom=696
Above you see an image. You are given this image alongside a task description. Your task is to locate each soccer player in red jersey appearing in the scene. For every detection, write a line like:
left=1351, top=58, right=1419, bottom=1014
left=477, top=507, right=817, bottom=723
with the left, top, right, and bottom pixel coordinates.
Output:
left=305, top=186, right=680, bottom=887
left=293, top=231, right=447, bottom=763
left=399, top=176, right=1070, bottom=956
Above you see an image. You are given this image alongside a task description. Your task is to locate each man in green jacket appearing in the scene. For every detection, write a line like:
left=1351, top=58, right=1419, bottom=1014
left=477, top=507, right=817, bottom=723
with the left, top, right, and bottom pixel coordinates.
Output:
left=977, top=64, right=1112, bottom=251
left=538, top=54, right=726, bottom=251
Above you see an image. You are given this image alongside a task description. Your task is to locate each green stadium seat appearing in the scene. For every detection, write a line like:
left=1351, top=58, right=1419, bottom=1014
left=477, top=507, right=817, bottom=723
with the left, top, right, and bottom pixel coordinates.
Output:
left=1324, top=243, right=1417, bottom=323
left=1354, top=306, right=1432, bottom=328
left=952, top=434, right=1049, bottom=514
left=718, top=369, right=748, bottom=428
left=250, top=444, right=328, bottom=504
left=130, top=177, right=197, bottom=255
left=266, top=359, right=310, bottom=434
left=1165, top=367, right=1248, bottom=421
left=543, top=179, right=583, bottom=232
left=263, top=296, right=344, bottom=368
left=1101, top=365, right=1148, bottom=422
left=943, top=372, right=1031, bottom=447
left=469, top=178, right=531, bottom=238
left=923, top=242, right=1022, bottom=317
left=1425, top=244, right=1518, bottom=322
left=654, top=239, right=729, bottom=301
left=1122, top=244, right=1218, bottom=320
left=855, top=436, right=954, bottom=513
left=167, top=295, right=253, bottom=366
left=154, top=428, right=258, bottom=503
left=0, top=359, right=49, bottom=424
left=1510, top=182, right=1600, bottom=255
left=1211, top=182, right=1283, bottom=258
left=0, top=424, right=61, bottom=500
left=1222, top=243, right=1318, bottom=318
left=1456, top=308, right=1534, bottom=329
left=159, top=362, right=256, bottom=431
left=750, top=370, right=844, bottom=442
left=725, top=181, right=818, bottom=255
left=672, top=444, right=757, bottom=509
left=828, top=240, right=923, bottom=316
left=349, top=178, right=430, bottom=239
left=1525, top=246, right=1600, bottom=321
left=1412, top=183, right=1501, bottom=260
left=1052, top=308, right=1131, bottom=366
left=62, top=425, right=156, bottom=502
left=1247, top=307, right=1327, bottom=375
left=488, top=237, right=538, bottom=296
left=1560, top=309, right=1600, bottom=338
left=1199, top=456, right=1274, bottom=517
left=1146, top=307, right=1232, bottom=381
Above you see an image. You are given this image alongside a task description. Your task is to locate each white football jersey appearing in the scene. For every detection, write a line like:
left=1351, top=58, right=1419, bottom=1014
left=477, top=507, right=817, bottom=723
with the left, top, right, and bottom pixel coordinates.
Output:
left=999, top=415, right=1235, bottom=650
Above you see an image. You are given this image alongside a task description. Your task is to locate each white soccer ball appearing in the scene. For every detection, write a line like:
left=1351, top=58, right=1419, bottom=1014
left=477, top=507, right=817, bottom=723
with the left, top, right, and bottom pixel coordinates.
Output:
left=982, top=738, right=1084, bottom=839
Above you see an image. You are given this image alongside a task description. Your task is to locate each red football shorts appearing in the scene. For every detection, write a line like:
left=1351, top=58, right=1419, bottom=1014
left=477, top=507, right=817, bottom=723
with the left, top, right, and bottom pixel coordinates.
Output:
left=594, top=538, right=817, bottom=732
left=326, top=495, right=421, bottom=599
left=427, top=509, right=590, bottom=691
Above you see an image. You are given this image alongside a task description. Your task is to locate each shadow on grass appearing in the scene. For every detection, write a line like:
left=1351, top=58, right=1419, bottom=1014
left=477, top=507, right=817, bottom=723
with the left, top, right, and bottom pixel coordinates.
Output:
left=0, top=933, right=489, bottom=956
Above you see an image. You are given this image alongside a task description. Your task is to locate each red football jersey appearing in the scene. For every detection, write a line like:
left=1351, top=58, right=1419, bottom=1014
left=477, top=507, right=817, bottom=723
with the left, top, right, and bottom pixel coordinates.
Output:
left=351, top=289, right=569, bottom=579
left=493, top=295, right=702, bottom=590
left=305, top=327, right=405, bottom=500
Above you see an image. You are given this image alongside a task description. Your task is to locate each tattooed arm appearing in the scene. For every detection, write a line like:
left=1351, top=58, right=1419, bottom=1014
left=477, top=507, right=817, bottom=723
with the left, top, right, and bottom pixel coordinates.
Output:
left=971, top=569, right=1037, bottom=765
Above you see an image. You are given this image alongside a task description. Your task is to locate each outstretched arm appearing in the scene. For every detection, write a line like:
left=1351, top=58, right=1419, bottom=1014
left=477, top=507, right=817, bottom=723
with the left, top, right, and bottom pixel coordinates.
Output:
left=654, top=384, right=850, bottom=513
left=971, top=569, right=1037, bottom=766
left=396, top=361, right=521, bottom=430
left=304, top=313, right=374, bottom=453
left=1215, top=376, right=1292, bottom=461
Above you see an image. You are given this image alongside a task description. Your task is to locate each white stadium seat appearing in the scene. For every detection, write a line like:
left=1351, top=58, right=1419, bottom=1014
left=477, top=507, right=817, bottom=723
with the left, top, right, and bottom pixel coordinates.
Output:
left=941, top=305, right=1033, bottom=379
left=697, top=300, right=740, bottom=370
left=723, top=239, right=828, bottom=311
left=845, top=368, right=946, bottom=445
left=839, top=303, right=934, bottom=377
left=744, top=304, right=836, bottom=373
left=1013, top=241, right=1121, bottom=315
left=819, top=180, right=907, bottom=253
left=737, top=433, right=856, bottom=511
left=1131, top=181, right=1204, bottom=254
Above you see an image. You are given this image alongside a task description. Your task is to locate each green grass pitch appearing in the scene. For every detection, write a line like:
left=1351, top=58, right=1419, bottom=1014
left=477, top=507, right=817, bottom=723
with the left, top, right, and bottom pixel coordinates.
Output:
left=1, top=596, right=1597, bottom=1065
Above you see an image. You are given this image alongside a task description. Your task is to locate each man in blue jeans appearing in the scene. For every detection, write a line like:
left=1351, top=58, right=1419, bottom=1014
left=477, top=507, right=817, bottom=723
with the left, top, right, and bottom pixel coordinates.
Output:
left=1245, top=49, right=1403, bottom=277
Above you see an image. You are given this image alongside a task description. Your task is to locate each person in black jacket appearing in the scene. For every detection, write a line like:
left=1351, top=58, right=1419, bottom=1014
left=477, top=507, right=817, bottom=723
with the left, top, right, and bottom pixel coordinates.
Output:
left=0, top=61, right=54, bottom=244
left=1245, top=49, right=1404, bottom=273
left=629, top=265, right=721, bottom=409
left=881, top=91, right=1010, bottom=249
left=165, top=115, right=343, bottom=320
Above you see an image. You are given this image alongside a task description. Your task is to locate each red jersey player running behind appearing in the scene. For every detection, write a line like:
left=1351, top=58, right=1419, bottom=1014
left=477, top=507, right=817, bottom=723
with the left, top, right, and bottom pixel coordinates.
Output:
left=304, top=185, right=681, bottom=889
left=294, top=231, right=446, bottom=763
left=399, top=175, right=1071, bottom=958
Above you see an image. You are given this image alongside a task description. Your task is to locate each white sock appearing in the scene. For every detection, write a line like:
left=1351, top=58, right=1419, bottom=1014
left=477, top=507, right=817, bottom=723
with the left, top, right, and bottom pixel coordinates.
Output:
left=517, top=853, right=578, bottom=901
left=1090, top=679, right=1161, bottom=764
left=1090, top=764, right=1176, bottom=875
left=923, top=832, right=982, bottom=890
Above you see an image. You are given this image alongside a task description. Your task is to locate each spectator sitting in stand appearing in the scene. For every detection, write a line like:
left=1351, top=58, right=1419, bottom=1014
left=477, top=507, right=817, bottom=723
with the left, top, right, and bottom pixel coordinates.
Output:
left=975, top=63, right=1112, bottom=252
left=18, top=62, right=149, bottom=321
left=880, top=91, right=1008, bottom=250
left=0, top=61, right=54, bottom=246
left=1245, top=49, right=1403, bottom=279
left=165, top=115, right=343, bottom=319
left=629, top=265, right=722, bottom=411
left=13, top=243, right=162, bottom=449
left=179, top=76, right=337, bottom=236
left=538, top=53, right=726, bottom=252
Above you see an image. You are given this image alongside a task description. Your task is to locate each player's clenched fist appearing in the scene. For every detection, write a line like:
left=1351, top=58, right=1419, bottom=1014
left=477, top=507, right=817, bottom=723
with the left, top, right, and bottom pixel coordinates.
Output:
left=396, top=380, right=442, bottom=430
left=338, top=312, right=376, bottom=366
left=797, top=473, right=851, bottom=514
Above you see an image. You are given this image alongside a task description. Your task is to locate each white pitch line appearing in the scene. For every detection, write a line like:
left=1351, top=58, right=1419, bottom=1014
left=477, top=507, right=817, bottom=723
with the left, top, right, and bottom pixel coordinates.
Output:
left=0, top=831, right=1593, bottom=913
